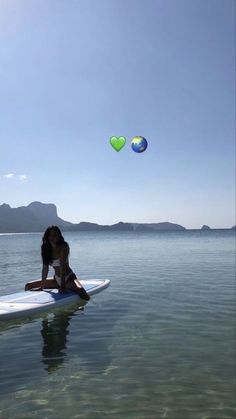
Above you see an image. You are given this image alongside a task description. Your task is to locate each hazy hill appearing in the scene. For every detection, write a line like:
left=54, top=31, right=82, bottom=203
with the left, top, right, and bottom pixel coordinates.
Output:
left=133, top=222, right=186, bottom=231
left=0, top=202, right=234, bottom=233
left=27, top=202, right=72, bottom=228
left=0, top=202, right=186, bottom=233
left=68, top=221, right=134, bottom=232
left=0, top=202, right=72, bottom=233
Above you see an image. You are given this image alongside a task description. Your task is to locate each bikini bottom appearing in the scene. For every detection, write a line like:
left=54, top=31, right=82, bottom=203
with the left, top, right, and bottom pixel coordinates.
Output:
left=54, top=271, right=76, bottom=287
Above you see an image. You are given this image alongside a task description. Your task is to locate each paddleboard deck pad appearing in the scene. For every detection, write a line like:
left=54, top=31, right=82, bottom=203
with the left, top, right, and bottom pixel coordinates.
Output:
left=0, top=279, right=110, bottom=320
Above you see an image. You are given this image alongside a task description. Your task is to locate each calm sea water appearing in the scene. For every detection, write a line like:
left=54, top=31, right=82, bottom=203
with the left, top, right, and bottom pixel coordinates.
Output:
left=0, top=230, right=235, bottom=419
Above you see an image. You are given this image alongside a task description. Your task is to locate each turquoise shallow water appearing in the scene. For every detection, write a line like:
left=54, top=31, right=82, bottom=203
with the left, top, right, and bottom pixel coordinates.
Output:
left=0, top=230, right=235, bottom=419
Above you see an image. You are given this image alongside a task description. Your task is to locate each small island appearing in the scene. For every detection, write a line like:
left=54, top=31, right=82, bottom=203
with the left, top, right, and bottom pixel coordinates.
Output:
left=201, top=225, right=211, bottom=230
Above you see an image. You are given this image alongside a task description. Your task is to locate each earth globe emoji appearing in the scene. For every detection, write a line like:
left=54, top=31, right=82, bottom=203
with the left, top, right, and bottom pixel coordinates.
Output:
left=131, top=136, right=148, bottom=153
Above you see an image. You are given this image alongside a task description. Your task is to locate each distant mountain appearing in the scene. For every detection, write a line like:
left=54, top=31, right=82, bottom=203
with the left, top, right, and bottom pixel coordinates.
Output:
left=0, top=202, right=186, bottom=233
left=0, top=202, right=233, bottom=233
left=68, top=221, right=134, bottom=232
left=27, top=202, right=72, bottom=228
left=201, top=225, right=211, bottom=230
left=53, top=220, right=185, bottom=232
left=133, top=222, right=186, bottom=231
left=0, top=201, right=72, bottom=233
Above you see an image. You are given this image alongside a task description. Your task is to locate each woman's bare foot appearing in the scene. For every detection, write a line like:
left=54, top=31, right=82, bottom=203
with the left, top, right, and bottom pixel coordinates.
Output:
left=77, top=287, right=90, bottom=301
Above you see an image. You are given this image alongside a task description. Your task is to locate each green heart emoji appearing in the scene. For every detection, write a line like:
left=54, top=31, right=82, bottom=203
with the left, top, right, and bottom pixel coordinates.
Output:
left=109, top=136, right=126, bottom=152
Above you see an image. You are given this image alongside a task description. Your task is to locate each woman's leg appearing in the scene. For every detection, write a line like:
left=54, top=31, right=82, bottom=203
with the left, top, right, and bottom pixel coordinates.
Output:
left=66, top=277, right=90, bottom=301
left=25, top=278, right=58, bottom=291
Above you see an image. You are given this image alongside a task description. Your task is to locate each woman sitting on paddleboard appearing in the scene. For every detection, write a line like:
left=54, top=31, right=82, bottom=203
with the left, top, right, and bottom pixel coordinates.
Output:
left=25, top=226, right=90, bottom=301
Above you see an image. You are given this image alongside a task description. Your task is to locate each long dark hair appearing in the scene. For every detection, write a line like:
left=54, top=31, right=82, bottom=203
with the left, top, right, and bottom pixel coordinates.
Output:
left=41, top=226, right=69, bottom=265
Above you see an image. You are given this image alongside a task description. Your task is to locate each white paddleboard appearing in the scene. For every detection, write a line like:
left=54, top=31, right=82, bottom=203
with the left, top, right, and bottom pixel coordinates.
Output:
left=0, top=279, right=110, bottom=320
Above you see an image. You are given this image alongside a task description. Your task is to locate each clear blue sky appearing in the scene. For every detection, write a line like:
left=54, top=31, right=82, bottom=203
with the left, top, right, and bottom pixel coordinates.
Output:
left=0, top=0, right=235, bottom=228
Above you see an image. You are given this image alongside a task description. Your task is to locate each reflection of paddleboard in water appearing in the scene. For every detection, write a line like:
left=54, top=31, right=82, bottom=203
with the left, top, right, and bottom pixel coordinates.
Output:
left=0, top=279, right=110, bottom=320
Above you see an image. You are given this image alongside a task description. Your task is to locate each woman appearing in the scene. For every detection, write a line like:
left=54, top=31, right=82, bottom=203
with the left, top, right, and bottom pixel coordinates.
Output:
left=25, top=226, right=90, bottom=301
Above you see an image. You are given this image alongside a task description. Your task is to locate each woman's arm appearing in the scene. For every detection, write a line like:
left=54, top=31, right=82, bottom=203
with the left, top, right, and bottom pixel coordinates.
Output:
left=41, top=264, right=49, bottom=289
left=59, top=245, right=69, bottom=291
